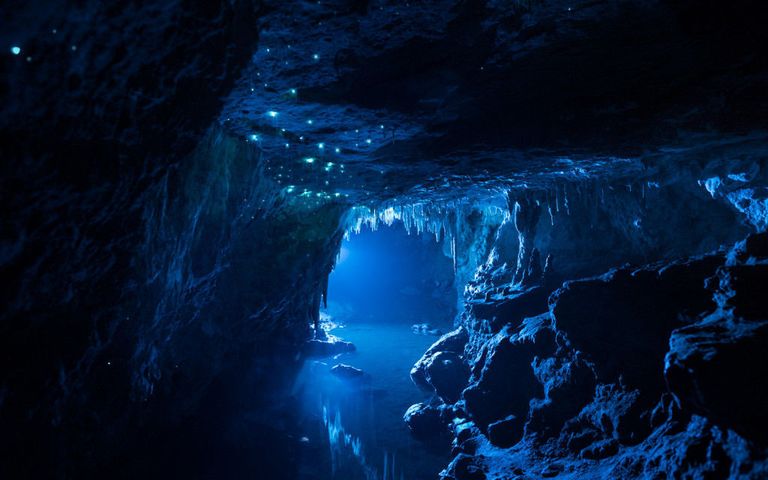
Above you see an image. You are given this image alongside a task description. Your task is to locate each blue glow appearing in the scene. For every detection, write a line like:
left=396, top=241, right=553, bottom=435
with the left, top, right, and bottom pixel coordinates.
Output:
left=289, top=88, right=297, bottom=95
left=304, top=157, right=315, bottom=163
left=10, top=46, right=21, bottom=55
left=267, top=110, right=278, bottom=118
left=318, top=143, right=324, bottom=149
left=365, top=138, right=372, bottom=144
left=335, top=147, right=341, bottom=153
left=312, top=53, right=319, bottom=60
left=248, top=134, right=259, bottom=142
left=307, top=119, right=313, bottom=125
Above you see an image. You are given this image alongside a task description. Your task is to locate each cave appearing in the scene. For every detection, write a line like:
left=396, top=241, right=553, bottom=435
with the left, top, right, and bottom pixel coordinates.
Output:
left=2, top=1, right=768, bottom=479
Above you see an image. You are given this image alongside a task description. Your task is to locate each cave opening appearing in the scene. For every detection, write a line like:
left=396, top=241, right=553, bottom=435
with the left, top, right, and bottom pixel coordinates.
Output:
left=294, top=220, right=457, bottom=480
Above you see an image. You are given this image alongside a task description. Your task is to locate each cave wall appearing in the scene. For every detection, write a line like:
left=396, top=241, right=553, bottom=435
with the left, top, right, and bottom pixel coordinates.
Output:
left=0, top=2, right=348, bottom=476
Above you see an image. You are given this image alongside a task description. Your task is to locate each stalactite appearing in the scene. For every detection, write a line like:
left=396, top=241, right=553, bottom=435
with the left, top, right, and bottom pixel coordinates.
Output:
left=510, top=194, right=542, bottom=286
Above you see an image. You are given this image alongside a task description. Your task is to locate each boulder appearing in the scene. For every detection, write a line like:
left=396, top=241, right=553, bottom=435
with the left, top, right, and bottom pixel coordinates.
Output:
left=425, top=351, right=470, bottom=403
left=404, top=403, right=447, bottom=439
left=411, top=327, right=469, bottom=391
left=487, top=414, right=524, bottom=448
left=330, top=363, right=365, bottom=380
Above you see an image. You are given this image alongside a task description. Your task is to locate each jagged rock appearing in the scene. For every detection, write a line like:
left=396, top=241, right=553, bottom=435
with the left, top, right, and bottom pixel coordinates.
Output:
left=463, top=314, right=556, bottom=430
left=665, top=235, right=768, bottom=445
left=666, top=315, right=768, bottom=445
left=526, top=352, right=596, bottom=439
left=713, top=264, right=768, bottom=319
left=453, top=420, right=480, bottom=447
left=468, top=285, right=551, bottom=333
left=549, top=254, right=724, bottom=396
left=540, top=462, right=564, bottom=478
left=411, top=327, right=469, bottom=391
left=330, top=363, right=365, bottom=380
left=302, top=338, right=355, bottom=358
left=580, top=438, right=619, bottom=459
left=443, top=453, right=486, bottom=480
left=728, top=232, right=768, bottom=264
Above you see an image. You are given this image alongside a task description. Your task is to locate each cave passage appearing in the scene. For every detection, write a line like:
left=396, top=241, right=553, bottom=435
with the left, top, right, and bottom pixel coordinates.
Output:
left=293, top=222, right=457, bottom=480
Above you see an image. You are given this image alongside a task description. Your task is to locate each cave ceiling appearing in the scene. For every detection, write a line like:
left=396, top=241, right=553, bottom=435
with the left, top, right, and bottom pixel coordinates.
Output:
left=220, top=0, right=768, bottom=205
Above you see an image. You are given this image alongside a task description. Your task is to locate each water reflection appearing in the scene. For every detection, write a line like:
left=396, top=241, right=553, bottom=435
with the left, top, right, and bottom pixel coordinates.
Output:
left=295, top=317, right=450, bottom=480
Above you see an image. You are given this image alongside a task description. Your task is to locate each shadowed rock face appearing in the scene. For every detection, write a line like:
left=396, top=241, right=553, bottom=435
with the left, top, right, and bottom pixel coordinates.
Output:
left=435, top=234, right=768, bottom=480
left=2, top=0, right=768, bottom=478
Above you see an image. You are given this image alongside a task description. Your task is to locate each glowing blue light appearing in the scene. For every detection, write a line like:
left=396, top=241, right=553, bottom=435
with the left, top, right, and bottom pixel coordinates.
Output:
left=380, top=124, right=384, bottom=129
left=267, top=111, right=278, bottom=118
left=318, top=143, right=325, bottom=149
left=365, top=139, right=372, bottom=144
left=286, top=185, right=295, bottom=193
left=304, top=157, right=315, bottom=163
left=307, top=119, right=313, bottom=125
left=249, top=134, right=259, bottom=142
left=312, top=53, right=319, bottom=60
left=290, top=88, right=297, bottom=95
left=335, top=147, right=341, bottom=153
left=10, top=46, right=21, bottom=55
left=285, top=143, right=290, bottom=148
